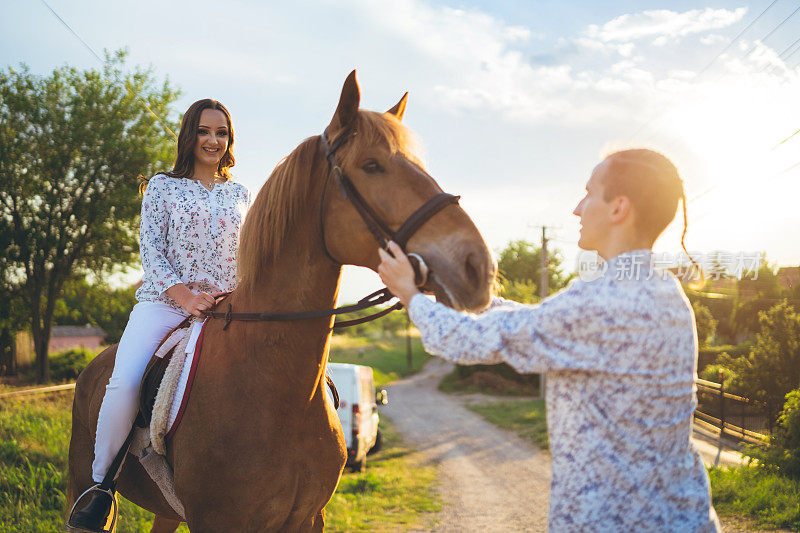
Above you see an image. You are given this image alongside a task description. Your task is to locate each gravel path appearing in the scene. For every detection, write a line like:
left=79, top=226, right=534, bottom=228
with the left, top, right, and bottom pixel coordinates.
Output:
left=382, top=359, right=777, bottom=532
left=382, top=358, right=551, bottom=532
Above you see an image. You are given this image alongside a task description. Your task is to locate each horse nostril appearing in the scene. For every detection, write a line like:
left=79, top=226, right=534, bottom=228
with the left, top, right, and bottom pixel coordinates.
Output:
left=464, top=253, right=482, bottom=290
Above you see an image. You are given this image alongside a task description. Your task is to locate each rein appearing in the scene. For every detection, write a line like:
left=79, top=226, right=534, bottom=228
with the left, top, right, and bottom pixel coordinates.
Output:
left=208, top=288, right=401, bottom=331
left=205, top=128, right=460, bottom=331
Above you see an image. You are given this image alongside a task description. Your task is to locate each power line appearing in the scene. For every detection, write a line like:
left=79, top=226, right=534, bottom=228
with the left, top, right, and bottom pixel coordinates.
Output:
left=744, top=2, right=800, bottom=56
left=689, top=158, right=800, bottom=222
left=684, top=153, right=800, bottom=212
left=766, top=33, right=800, bottom=67
left=773, top=125, right=800, bottom=150
left=759, top=32, right=800, bottom=75
left=629, top=0, right=782, bottom=142
left=39, top=0, right=178, bottom=142
left=658, top=3, right=800, bottom=153
left=655, top=4, right=800, bottom=207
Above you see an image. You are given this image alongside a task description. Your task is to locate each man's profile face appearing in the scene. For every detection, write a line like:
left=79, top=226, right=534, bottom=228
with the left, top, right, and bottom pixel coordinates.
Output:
left=573, top=160, right=614, bottom=252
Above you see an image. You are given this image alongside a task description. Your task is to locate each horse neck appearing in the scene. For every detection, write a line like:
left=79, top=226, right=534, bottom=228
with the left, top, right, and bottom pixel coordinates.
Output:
left=240, top=240, right=340, bottom=313
left=230, top=168, right=343, bottom=365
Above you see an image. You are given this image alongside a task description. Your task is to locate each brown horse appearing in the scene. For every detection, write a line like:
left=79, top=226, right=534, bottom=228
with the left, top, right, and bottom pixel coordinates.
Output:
left=67, top=71, right=495, bottom=532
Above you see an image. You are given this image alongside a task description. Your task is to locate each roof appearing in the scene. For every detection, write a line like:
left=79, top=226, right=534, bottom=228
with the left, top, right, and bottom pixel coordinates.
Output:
left=51, top=325, right=106, bottom=338
left=777, top=267, right=800, bottom=288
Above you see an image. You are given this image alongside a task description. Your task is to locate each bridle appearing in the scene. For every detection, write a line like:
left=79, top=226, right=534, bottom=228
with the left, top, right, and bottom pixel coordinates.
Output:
left=206, top=128, right=460, bottom=331
left=317, top=131, right=459, bottom=266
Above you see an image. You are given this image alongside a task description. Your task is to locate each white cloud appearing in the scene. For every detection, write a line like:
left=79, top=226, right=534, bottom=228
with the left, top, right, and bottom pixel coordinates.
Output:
left=11, top=0, right=800, bottom=303
left=585, top=7, right=747, bottom=43
left=700, top=34, right=727, bottom=46
left=344, top=1, right=797, bottom=133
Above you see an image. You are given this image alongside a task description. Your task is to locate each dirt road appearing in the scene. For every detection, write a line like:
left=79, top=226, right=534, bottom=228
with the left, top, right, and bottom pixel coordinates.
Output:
left=382, top=358, right=551, bottom=532
left=382, top=358, right=756, bottom=532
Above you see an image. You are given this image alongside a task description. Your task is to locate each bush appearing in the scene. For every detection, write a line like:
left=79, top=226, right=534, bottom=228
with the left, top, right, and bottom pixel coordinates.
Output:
left=439, top=363, right=540, bottom=396
left=693, top=301, right=717, bottom=346
left=697, top=342, right=751, bottom=373
left=746, top=389, right=800, bottom=479
left=698, top=354, right=746, bottom=396
left=49, top=347, right=97, bottom=382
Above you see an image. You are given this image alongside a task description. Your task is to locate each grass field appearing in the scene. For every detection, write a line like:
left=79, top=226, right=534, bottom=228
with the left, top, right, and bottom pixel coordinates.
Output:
left=437, top=363, right=539, bottom=397
left=329, top=333, right=429, bottom=388
left=466, top=399, right=549, bottom=451
left=326, top=422, right=439, bottom=531
left=0, top=334, right=438, bottom=532
left=708, top=466, right=800, bottom=531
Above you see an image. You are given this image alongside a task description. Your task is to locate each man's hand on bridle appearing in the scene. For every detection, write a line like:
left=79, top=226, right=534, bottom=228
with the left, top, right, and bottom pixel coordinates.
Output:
left=378, top=241, right=421, bottom=307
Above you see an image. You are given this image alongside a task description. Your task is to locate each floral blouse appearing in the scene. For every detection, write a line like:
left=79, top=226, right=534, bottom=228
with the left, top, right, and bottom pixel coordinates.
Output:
left=408, top=250, right=721, bottom=532
left=135, top=173, right=251, bottom=310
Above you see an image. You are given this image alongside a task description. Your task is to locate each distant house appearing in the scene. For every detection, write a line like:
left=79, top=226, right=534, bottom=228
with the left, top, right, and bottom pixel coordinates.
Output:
left=777, top=266, right=800, bottom=289
left=49, top=324, right=106, bottom=353
left=2, top=325, right=107, bottom=375
left=738, top=283, right=759, bottom=300
left=703, top=277, right=737, bottom=296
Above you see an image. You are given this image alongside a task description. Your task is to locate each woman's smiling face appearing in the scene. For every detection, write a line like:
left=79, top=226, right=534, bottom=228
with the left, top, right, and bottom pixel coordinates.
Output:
left=193, top=108, right=229, bottom=169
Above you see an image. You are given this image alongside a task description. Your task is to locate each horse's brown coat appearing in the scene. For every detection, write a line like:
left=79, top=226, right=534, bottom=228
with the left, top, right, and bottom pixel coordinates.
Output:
left=67, top=71, right=495, bottom=532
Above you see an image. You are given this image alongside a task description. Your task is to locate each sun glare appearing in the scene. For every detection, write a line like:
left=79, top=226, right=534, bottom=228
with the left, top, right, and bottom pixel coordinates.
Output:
left=644, top=75, right=800, bottom=264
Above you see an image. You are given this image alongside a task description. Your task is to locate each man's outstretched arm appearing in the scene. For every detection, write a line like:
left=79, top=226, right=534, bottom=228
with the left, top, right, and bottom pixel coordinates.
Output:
left=378, top=242, right=609, bottom=374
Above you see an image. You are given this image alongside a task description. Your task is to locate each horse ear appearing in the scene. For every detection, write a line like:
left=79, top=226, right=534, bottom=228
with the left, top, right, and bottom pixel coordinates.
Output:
left=328, top=70, right=361, bottom=134
left=386, top=92, right=408, bottom=121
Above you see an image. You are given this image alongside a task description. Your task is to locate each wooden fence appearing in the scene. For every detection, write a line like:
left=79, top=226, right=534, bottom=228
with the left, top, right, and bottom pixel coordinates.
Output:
left=0, top=382, right=76, bottom=399
left=695, top=376, right=769, bottom=445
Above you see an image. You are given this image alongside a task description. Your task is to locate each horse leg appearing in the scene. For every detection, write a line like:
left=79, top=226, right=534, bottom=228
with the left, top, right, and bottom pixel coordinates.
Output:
left=66, top=391, right=96, bottom=520
left=313, top=509, right=325, bottom=532
left=150, top=515, right=182, bottom=533
left=302, top=509, right=324, bottom=533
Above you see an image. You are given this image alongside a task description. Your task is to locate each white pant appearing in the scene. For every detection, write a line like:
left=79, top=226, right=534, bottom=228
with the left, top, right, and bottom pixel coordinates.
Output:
left=92, top=301, right=188, bottom=482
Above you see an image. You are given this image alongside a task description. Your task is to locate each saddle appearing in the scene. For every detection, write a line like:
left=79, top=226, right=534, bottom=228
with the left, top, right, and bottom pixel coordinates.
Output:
left=135, top=313, right=340, bottom=431
left=136, top=315, right=194, bottom=428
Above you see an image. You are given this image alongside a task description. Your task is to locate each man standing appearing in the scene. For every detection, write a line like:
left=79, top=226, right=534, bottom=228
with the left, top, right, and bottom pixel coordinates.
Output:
left=378, top=149, right=720, bottom=531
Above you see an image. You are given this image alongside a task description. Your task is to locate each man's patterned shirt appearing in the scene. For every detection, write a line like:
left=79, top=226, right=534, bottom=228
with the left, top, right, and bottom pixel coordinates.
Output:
left=408, top=250, right=720, bottom=532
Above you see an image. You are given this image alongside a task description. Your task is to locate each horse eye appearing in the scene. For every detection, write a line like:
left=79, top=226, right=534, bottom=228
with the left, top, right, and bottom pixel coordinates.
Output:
left=362, top=160, right=383, bottom=174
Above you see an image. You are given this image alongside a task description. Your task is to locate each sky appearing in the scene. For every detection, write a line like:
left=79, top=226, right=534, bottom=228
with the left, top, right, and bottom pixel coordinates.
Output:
left=3, top=0, right=800, bottom=303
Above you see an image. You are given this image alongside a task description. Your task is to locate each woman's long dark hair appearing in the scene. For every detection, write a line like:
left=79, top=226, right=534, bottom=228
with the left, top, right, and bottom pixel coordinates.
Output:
left=167, top=98, right=235, bottom=180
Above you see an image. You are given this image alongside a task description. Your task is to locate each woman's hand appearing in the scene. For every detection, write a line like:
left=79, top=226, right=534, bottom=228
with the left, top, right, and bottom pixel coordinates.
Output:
left=182, top=291, right=226, bottom=317
left=378, top=241, right=421, bottom=307
left=167, top=284, right=226, bottom=317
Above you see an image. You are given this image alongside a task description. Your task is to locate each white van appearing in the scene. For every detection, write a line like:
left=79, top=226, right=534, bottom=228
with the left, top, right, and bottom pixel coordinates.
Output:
left=326, top=363, right=388, bottom=471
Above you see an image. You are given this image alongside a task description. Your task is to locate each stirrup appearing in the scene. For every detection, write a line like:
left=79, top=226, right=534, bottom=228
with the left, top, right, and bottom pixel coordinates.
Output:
left=66, top=484, right=118, bottom=533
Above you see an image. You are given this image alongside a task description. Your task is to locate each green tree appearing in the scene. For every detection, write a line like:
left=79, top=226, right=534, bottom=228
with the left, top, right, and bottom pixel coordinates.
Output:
left=0, top=214, right=28, bottom=373
left=692, top=301, right=717, bottom=346
left=496, top=240, right=572, bottom=303
left=732, top=261, right=782, bottom=338
left=747, top=389, right=800, bottom=479
left=53, top=276, right=137, bottom=344
left=739, top=301, right=800, bottom=424
left=0, top=51, right=178, bottom=382
left=699, top=356, right=745, bottom=395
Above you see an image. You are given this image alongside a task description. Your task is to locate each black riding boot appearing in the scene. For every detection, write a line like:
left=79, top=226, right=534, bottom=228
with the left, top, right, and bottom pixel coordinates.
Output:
left=66, top=489, right=114, bottom=533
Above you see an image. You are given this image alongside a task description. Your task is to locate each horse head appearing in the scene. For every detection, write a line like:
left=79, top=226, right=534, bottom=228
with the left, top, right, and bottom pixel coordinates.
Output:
left=319, top=71, right=496, bottom=312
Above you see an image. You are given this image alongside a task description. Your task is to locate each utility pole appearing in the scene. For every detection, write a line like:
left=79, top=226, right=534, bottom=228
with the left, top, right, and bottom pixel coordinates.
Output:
left=406, top=310, right=413, bottom=370
left=540, top=226, right=549, bottom=300
left=528, top=223, right=558, bottom=400
left=539, top=226, right=549, bottom=399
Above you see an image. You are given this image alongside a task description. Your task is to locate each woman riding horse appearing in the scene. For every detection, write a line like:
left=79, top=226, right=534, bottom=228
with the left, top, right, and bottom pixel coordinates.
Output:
left=67, top=99, right=251, bottom=532
left=67, top=71, right=494, bottom=532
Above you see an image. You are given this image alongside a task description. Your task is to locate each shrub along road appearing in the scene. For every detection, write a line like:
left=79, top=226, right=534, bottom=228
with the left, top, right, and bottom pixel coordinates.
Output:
left=382, top=358, right=551, bottom=532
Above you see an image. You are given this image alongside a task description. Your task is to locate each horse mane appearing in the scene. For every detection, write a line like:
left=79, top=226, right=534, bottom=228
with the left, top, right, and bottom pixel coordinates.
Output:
left=237, top=110, right=422, bottom=293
